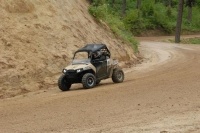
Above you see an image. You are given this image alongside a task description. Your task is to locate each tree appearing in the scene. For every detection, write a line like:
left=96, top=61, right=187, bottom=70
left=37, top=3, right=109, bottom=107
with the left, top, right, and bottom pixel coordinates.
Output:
left=186, top=0, right=195, bottom=22
left=136, top=0, right=141, bottom=9
left=111, top=0, right=115, bottom=8
left=175, top=0, right=184, bottom=43
left=168, top=0, right=172, bottom=7
left=122, top=0, right=127, bottom=17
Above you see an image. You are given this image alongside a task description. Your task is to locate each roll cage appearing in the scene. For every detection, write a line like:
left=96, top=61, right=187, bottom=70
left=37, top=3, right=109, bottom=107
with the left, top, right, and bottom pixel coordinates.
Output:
left=73, top=44, right=111, bottom=62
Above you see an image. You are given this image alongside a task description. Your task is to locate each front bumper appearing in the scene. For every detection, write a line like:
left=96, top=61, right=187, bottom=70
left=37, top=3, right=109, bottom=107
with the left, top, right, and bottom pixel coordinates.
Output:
left=62, top=69, right=84, bottom=83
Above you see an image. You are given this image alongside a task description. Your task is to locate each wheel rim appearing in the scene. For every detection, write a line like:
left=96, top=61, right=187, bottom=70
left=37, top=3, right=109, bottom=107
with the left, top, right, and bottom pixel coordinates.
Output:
left=87, top=77, right=95, bottom=86
left=117, top=71, right=123, bottom=80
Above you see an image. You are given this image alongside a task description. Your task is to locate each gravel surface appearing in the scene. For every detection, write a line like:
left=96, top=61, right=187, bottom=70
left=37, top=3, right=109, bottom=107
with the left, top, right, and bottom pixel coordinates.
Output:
left=1, top=40, right=200, bottom=133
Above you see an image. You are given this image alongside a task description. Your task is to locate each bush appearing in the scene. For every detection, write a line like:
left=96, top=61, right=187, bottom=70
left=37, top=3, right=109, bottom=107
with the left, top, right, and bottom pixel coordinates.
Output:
left=152, top=3, right=175, bottom=33
left=89, top=0, right=200, bottom=38
left=124, top=9, right=145, bottom=35
left=89, top=4, right=138, bottom=52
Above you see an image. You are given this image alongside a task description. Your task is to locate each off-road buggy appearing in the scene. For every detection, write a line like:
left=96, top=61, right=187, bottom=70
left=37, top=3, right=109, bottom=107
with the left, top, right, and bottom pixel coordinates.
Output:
left=58, top=44, right=124, bottom=91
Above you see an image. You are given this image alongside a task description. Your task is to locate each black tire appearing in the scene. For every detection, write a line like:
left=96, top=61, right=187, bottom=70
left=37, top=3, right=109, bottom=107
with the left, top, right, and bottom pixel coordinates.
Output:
left=82, top=73, right=96, bottom=89
left=112, top=68, right=124, bottom=83
left=58, top=75, right=71, bottom=91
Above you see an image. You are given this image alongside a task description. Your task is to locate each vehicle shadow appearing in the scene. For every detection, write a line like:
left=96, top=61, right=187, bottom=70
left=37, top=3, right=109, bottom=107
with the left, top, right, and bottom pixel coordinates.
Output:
left=68, top=79, right=135, bottom=92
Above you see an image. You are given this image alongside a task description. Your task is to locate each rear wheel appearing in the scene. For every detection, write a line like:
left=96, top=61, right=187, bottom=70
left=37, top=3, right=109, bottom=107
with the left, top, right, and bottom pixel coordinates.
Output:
left=112, top=68, right=124, bottom=83
left=82, top=73, right=96, bottom=89
left=58, top=75, right=71, bottom=91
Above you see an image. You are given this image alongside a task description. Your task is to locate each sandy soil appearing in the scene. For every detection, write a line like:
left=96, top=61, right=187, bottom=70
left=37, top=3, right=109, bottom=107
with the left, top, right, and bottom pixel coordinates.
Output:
left=0, top=39, right=200, bottom=133
left=0, top=0, right=137, bottom=99
left=1, top=0, right=200, bottom=132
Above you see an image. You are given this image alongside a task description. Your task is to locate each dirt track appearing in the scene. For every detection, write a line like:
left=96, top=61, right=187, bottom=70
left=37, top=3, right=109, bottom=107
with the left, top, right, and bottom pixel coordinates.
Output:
left=1, top=40, right=200, bottom=133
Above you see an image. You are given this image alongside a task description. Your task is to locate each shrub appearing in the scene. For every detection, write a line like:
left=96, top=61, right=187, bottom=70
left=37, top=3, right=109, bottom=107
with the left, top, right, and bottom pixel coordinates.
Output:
left=89, top=0, right=200, bottom=38
left=89, top=4, right=138, bottom=52
left=124, top=9, right=145, bottom=35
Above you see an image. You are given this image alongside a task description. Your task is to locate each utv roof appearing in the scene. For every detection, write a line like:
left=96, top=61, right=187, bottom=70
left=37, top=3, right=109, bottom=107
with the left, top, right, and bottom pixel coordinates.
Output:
left=75, top=44, right=109, bottom=53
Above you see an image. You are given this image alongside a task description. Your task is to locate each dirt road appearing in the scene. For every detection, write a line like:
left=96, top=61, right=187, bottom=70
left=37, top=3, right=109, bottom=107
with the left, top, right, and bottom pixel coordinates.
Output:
left=0, top=40, right=200, bottom=133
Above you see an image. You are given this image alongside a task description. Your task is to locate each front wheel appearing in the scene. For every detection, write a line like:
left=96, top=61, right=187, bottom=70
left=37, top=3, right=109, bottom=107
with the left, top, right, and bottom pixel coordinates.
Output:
left=58, top=75, right=71, bottom=91
left=112, top=68, right=124, bottom=83
left=82, top=73, right=96, bottom=89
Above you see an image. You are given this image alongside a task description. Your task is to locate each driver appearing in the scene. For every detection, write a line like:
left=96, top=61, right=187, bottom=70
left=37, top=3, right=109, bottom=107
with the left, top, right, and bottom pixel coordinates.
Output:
left=93, top=51, right=102, bottom=59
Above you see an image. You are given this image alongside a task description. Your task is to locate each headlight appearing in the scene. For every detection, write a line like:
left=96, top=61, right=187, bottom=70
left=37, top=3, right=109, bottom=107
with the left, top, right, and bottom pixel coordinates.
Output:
left=76, top=68, right=83, bottom=73
left=63, top=69, right=67, bottom=73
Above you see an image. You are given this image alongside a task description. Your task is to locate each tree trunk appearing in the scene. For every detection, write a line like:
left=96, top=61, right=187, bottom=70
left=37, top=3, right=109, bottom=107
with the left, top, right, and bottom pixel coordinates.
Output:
left=111, top=0, right=115, bottom=7
left=175, top=0, right=184, bottom=43
left=168, top=0, right=172, bottom=7
left=186, top=0, right=194, bottom=23
left=122, top=0, right=126, bottom=17
left=136, top=0, right=141, bottom=9
left=187, top=6, right=192, bottom=22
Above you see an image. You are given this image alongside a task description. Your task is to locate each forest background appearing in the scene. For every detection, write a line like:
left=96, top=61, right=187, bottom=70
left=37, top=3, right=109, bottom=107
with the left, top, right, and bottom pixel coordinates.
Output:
left=89, top=0, right=200, bottom=50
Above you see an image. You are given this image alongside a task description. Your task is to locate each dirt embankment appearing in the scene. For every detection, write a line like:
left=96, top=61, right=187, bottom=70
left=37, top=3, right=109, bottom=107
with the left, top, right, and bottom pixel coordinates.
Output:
left=0, top=0, right=138, bottom=98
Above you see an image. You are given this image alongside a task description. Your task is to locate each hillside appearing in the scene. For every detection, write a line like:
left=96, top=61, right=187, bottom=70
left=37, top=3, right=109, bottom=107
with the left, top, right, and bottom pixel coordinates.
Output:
left=0, top=0, right=138, bottom=98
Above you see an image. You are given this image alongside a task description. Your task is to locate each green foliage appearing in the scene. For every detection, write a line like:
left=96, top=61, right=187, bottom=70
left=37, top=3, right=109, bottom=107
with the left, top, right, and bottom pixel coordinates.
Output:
left=89, top=0, right=200, bottom=39
left=181, top=37, right=200, bottom=44
left=141, top=1, right=154, bottom=17
left=151, top=3, right=176, bottom=33
left=124, top=9, right=145, bottom=35
left=192, top=7, right=200, bottom=28
left=89, top=4, right=107, bottom=19
left=168, top=37, right=200, bottom=44
left=89, top=4, right=138, bottom=52
left=181, top=6, right=200, bottom=32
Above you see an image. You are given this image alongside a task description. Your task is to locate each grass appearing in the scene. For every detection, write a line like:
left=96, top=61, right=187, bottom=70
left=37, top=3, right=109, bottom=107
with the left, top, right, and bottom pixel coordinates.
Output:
left=167, top=37, right=200, bottom=44
left=181, top=37, right=200, bottom=44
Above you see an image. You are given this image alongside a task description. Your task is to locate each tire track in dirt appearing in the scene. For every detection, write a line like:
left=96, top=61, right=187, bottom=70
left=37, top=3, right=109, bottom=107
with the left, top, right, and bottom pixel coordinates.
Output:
left=0, top=41, right=200, bottom=133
